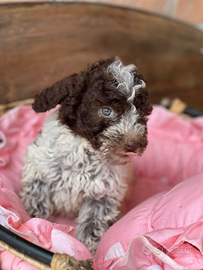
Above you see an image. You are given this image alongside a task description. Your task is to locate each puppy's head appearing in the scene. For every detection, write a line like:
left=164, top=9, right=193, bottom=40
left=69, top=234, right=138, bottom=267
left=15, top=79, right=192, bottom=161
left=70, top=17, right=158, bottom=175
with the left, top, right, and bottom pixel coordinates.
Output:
left=33, top=57, right=152, bottom=165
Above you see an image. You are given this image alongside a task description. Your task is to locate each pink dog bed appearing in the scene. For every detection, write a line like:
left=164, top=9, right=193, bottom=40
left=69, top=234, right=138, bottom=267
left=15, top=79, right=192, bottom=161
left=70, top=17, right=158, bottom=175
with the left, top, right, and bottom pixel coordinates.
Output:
left=0, top=105, right=203, bottom=269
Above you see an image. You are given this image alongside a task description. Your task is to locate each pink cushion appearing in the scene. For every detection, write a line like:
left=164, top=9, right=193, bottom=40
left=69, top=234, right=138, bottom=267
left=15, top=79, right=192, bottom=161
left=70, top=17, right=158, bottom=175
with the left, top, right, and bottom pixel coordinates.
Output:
left=0, top=183, right=92, bottom=270
left=95, top=173, right=203, bottom=270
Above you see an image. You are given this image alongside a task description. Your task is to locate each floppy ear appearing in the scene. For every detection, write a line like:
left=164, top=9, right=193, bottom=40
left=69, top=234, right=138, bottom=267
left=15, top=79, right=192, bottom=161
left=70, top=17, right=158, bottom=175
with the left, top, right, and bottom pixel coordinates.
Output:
left=32, top=74, right=83, bottom=112
left=32, top=57, right=117, bottom=113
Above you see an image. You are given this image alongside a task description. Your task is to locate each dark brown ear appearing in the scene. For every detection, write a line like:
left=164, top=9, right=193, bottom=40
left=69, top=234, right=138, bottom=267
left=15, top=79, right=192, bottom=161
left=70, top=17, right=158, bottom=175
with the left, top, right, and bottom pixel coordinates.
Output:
left=32, top=74, right=82, bottom=112
left=32, top=57, right=117, bottom=112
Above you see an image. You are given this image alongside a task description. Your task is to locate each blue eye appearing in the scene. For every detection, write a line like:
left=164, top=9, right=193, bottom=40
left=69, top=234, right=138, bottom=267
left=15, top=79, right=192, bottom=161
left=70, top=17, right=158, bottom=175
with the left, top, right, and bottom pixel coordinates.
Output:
left=102, top=108, right=113, bottom=117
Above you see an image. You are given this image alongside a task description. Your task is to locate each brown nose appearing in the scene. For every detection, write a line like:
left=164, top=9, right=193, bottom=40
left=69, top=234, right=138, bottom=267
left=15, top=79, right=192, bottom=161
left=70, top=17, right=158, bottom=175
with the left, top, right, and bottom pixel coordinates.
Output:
left=125, top=141, right=138, bottom=152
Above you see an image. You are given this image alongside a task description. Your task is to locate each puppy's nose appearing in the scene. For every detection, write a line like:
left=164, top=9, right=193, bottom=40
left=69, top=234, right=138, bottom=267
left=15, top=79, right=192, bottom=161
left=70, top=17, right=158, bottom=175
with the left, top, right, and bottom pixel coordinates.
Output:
left=125, top=141, right=138, bottom=152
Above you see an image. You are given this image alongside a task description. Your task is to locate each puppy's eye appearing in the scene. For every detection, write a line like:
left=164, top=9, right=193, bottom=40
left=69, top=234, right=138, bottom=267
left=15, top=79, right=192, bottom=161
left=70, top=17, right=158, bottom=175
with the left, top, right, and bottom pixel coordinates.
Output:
left=101, top=108, right=113, bottom=117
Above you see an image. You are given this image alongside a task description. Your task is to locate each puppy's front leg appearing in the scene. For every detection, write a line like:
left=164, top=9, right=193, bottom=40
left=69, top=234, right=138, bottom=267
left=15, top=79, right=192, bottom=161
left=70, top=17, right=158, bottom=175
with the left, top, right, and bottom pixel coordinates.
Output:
left=75, top=196, right=119, bottom=255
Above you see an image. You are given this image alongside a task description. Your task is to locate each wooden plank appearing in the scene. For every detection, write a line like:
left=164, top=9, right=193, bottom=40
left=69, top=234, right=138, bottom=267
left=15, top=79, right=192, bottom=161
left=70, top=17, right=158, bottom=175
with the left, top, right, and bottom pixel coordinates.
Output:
left=0, top=3, right=203, bottom=110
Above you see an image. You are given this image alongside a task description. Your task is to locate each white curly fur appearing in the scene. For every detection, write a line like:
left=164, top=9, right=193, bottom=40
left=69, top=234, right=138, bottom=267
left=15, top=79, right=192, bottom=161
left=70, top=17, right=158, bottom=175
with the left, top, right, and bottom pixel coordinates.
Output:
left=100, top=106, right=147, bottom=160
left=107, top=60, right=146, bottom=103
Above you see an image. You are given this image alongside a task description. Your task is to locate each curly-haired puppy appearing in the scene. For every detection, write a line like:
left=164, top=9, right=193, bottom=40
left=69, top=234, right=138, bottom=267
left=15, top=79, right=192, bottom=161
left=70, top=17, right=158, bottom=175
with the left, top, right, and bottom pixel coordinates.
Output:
left=20, top=57, right=152, bottom=255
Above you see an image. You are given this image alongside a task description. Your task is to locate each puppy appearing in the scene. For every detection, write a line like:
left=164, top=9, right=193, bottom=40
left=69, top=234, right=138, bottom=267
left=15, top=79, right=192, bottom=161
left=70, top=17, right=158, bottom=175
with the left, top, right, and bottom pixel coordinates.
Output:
left=20, top=57, right=152, bottom=255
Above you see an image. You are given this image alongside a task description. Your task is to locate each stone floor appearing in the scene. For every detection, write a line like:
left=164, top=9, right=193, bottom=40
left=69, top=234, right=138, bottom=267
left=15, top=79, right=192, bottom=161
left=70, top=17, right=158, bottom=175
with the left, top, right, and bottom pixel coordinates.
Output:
left=0, top=0, right=203, bottom=29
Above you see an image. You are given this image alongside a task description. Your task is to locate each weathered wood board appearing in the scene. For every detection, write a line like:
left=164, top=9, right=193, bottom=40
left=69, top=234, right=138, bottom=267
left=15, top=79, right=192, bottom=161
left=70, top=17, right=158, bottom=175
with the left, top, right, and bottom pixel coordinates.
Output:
left=0, top=3, right=203, bottom=110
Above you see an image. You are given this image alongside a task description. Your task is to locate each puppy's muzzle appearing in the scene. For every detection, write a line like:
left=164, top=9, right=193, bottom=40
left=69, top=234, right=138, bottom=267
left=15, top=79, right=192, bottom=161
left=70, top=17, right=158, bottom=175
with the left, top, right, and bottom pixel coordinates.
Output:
left=124, top=141, right=140, bottom=153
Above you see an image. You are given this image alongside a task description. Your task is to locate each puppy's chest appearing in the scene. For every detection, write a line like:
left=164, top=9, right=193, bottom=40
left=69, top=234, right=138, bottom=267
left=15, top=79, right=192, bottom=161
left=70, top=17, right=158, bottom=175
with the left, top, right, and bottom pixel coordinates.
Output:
left=53, top=134, right=124, bottom=197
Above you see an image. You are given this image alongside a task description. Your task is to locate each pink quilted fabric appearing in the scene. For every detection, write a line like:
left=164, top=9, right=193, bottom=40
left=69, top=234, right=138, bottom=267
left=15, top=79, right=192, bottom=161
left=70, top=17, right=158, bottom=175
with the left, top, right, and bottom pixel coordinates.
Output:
left=95, top=173, right=203, bottom=270
left=0, top=183, right=93, bottom=270
left=0, top=105, right=203, bottom=270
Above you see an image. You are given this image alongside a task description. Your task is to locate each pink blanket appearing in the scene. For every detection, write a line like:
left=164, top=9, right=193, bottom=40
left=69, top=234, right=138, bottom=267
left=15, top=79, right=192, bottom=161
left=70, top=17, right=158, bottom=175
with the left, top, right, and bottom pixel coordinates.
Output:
left=0, top=105, right=203, bottom=269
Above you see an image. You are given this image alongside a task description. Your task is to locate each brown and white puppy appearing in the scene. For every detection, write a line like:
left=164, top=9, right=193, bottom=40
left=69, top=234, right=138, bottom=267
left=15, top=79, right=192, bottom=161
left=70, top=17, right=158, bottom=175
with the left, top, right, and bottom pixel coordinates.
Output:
left=20, top=57, right=152, bottom=255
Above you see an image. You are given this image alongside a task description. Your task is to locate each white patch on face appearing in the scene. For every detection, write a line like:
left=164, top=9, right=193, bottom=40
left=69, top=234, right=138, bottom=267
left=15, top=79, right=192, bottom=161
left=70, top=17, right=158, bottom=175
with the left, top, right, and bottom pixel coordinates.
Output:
left=107, top=59, right=146, bottom=104
left=99, top=106, right=147, bottom=163
left=102, top=106, right=145, bottom=140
